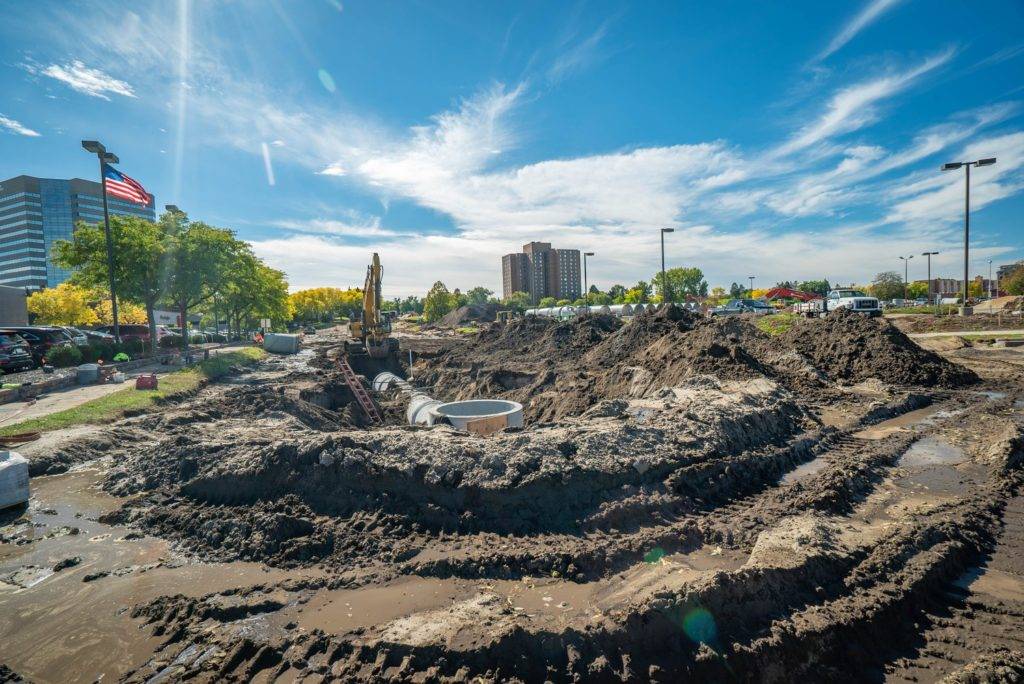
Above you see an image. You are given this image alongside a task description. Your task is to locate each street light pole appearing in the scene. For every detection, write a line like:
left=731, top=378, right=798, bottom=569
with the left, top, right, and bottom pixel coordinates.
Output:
left=942, top=157, right=997, bottom=315
left=82, top=140, right=121, bottom=342
left=988, top=259, right=993, bottom=300
left=898, top=255, right=914, bottom=302
left=583, top=252, right=594, bottom=313
left=660, top=228, right=674, bottom=304
left=922, top=251, right=939, bottom=313
left=748, top=276, right=755, bottom=297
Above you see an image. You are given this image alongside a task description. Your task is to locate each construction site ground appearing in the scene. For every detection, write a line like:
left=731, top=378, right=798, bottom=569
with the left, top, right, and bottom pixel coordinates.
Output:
left=1, top=309, right=1023, bottom=683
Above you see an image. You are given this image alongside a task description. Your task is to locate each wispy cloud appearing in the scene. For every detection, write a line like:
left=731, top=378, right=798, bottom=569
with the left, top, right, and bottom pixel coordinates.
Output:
left=776, top=48, right=954, bottom=156
left=0, top=114, right=41, bottom=137
left=816, top=0, right=904, bottom=62
left=273, top=216, right=402, bottom=238
left=547, top=23, right=609, bottom=84
left=32, top=60, right=136, bottom=100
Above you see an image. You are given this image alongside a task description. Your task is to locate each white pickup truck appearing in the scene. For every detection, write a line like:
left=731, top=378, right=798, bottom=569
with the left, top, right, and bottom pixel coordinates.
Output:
left=795, top=289, right=882, bottom=318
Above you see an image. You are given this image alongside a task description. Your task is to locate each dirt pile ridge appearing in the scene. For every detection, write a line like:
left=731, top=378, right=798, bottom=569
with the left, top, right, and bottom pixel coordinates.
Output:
left=781, top=309, right=978, bottom=387
left=436, top=302, right=499, bottom=327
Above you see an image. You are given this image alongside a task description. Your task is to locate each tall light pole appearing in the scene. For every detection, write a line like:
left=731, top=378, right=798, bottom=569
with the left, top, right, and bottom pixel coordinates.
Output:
left=660, top=228, right=674, bottom=304
left=898, top=255, right=914, bottom=302
left=748, top=276, right=755, bottom=297
left=583, top=252, right=594, bottom=313
left=82, top=140, right=121, bottom=342
left=942, top=157, right=997, bottom=315
left=922, top=251, right=939, bottom=312
left=988, top=259, right=993, bottom=299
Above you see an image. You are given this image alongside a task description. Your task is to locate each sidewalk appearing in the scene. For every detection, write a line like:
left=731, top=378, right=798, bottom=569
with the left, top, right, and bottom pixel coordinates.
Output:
left=0, top=346, right=249, bottom=428
left=908, top=329, right=1024, bottom=339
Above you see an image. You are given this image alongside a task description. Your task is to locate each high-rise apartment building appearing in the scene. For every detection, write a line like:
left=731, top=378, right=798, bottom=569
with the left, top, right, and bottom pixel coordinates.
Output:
left=0, top=175, right=155, bottom=290
left=501, top=241, right=581, bottom=302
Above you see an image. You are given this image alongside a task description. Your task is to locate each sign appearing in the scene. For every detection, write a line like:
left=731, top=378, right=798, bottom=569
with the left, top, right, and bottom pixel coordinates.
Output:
left=260, top=318, right=271, bottom=330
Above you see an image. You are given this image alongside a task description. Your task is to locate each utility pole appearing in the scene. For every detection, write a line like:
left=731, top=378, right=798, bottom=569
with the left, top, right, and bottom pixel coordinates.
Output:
left=988, top=259, right=993, bottom=300
left=660, top=228, right=674, bottom=304
left=748, top=275, right=755, bottom=297
left=899, top=255, right=914, bottom=302
left=583, top=252, right=594, bottom=313
left=922, top=251, right=939, bottom=313
left=82, top=140, right=121, bottom=342
left=942, top=157, right=997, bottom=315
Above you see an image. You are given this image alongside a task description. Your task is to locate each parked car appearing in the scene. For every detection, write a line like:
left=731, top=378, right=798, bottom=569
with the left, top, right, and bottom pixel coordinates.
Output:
left=82, top=329, right=116, bottom=343
left=710, top=299, right=774, bottom=316
left=95, top=324, right=175, bottom=343
left=0, top=326, right=75, bottom=366
left=57, top=326, right=89, bottom=347
left=0, top=331, right=36, bottom=373
left=795, top=289, right=882, bottom=318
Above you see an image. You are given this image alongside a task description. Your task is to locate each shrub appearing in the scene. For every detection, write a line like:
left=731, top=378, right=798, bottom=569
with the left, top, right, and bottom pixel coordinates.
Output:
left=160, top=335, right=183, bottom=349
left=47, top=344, right=83, bottom=368
left=190, top=334, right=206, bottom=344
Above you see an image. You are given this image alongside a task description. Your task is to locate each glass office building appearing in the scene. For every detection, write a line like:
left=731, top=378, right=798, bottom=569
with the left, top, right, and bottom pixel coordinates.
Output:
left=0, top=175, right=155, bottom=290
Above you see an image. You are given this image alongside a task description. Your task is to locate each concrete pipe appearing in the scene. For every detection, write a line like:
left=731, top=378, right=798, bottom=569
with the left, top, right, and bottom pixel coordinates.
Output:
left=430, top=399, right=524, bottom=432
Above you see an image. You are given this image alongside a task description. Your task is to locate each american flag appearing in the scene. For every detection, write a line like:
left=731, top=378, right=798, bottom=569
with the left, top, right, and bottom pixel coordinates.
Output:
left=102, top=164, right=151, bottom=206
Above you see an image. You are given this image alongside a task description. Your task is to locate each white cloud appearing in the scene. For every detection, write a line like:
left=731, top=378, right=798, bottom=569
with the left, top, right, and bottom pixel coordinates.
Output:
left=547, top=24, right=609, bottom=83
left=817, top=0, right=903, bottom=62
left=776, top=49, right=954, bottom=156
left=36, top=60, right=136, bottom=100
left=885, top=132, right=1024, bottom=225
left=273, top=216, right=402, bottom=238
left=0, top=114, right=40, bottom=137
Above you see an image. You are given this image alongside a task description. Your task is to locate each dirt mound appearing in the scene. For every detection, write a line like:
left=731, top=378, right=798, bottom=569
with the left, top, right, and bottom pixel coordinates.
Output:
left=781, top=309, right=978, bottom=387
left=437, top=302, right=499, bottom=327
left=472, top=312, right=623, bottom=365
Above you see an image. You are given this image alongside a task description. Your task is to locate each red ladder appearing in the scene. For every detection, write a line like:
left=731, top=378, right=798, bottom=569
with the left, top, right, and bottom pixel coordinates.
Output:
left=338, top=355, right=382, bottom=424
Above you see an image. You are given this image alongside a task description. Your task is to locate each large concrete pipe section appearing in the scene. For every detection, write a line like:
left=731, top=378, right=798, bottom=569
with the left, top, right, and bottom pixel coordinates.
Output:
left=373, top=372, right=444, bottom=426
left=430, top=400, right=524, bottom=432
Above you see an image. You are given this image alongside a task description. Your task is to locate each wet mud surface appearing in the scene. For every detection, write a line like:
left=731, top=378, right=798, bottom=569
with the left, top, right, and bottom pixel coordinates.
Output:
left=0, top=316, right=1022, bottom=683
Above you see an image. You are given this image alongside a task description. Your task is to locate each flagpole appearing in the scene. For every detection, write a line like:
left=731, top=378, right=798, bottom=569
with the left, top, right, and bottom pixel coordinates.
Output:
left=97, top=159, right=121, bottom=342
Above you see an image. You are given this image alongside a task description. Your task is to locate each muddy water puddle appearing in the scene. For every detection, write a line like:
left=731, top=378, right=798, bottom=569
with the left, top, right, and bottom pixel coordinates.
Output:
left=268, top=545, right=746, bottom=638
left=780, top=456, right=830, bottom=485
left=0, top=462, right=321, bottom=684
left=854, top=403, right=964, bottom=440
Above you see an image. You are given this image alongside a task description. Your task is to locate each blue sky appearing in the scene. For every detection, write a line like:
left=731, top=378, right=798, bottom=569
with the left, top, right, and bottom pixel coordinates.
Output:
left=1, top=0, right=1022, bottom=296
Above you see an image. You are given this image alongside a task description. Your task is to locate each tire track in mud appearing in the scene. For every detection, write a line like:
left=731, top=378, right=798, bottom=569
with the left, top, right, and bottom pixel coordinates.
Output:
left=884, top=495, right=1024, bottom=682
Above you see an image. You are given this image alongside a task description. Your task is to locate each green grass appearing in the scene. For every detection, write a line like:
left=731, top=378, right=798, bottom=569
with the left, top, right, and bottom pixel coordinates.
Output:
left=0, top=348, right=265, bottom=437
left=455, top=325, right=479, bottom=335
left=957, top=332, right=1024, bottom=341
left=885, top=306, right=959, bottom=315
left=756, top=312, right=800, bottom=336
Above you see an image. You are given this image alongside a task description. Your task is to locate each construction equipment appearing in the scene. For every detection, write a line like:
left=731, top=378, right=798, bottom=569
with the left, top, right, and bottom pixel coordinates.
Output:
left=347, top=253, right=398, bottom=359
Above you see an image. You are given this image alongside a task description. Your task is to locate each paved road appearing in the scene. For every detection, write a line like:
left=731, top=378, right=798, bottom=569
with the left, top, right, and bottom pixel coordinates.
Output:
left=908, top=329, right=1024, bottom=339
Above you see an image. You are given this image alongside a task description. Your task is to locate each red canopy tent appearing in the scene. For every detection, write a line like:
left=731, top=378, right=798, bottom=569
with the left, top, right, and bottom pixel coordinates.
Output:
left=762, top=287, right=821, bottom=302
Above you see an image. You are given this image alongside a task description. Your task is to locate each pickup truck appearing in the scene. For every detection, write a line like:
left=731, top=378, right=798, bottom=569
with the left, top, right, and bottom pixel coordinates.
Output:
left=795, top=289, right=882, bottom=318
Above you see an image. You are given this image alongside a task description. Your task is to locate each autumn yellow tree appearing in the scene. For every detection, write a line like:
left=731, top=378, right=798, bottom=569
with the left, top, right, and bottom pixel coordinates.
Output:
left=27, top=284, right=99, bottom=326
left=289, top=287, right=362, bottom=322
left=93, top=299, right=148, bottom=325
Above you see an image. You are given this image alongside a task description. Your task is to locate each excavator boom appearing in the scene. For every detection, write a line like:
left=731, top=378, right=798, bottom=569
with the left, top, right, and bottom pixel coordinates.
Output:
left=347, top=252, right=396, bottom=359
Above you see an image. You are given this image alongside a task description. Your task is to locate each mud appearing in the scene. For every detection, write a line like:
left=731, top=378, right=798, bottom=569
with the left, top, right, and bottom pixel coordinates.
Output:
left=0, top=322, right=1021, bottom=683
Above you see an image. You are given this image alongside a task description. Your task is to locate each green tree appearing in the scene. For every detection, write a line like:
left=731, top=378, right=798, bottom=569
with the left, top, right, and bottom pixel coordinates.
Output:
left=555, top=299, right=571, bottom=306
left=907, top=281, right=929, bottom=299
left=54, top=213, right=172, bottom=351
left=220, top=248, right=290, bottom=335
left=623, top=280, right=652, bottom=304
left=465, top=287, right=493, bottom=306
left=1003, top=266, right=1024, bottom=295
left=869, top=272, right=905, bottom=301
left=729, top=282, right=744, bottom=298
left=538, top=296, right=557, bottom=308
left=607, top=284, right=627, bottom=303
left=502, top=291, right=532, bottom=312
left=166, top=220, right=241, bottom=349
left=588, top=292, right=613, bottom=305
left=424, top=281, right=456, bottom=322
left=653, top=267, right=708, bottom=302
left=797, top=279, right=831, bottom=296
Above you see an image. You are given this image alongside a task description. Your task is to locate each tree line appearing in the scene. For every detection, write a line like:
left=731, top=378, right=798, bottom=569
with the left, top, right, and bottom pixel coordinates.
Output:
left=43, top=211, right=290, bottom=351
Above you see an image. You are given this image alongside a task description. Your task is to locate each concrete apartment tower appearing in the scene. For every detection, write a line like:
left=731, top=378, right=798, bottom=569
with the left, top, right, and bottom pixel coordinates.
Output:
left=501, top=242, right=581, bottom=303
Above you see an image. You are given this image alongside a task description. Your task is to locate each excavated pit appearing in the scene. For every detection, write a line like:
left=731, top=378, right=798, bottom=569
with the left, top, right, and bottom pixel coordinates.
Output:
left=0, top=317, right=1018, bottom=684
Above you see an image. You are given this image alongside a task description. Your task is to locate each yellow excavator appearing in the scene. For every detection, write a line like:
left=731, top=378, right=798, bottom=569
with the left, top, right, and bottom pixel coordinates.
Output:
left=347, top=252, right=398, bottom=358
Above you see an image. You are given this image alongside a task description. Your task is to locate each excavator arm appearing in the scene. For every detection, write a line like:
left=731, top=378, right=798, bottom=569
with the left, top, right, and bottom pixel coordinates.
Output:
left=347, top=253, right=396, bottom=358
